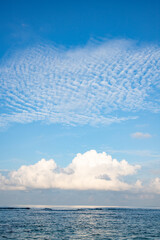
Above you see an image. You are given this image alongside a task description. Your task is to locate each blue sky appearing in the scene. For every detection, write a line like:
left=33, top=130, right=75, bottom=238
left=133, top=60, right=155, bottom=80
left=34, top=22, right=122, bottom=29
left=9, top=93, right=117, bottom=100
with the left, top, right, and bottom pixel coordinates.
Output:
left=0, top=0, right=160, bottom=207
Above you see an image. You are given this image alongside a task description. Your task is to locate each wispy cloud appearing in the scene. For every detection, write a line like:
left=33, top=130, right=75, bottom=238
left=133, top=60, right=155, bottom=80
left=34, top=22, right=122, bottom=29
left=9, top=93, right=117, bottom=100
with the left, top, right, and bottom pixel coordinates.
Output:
left=0, top=39, right=160, bottom=127
left=131, top=132, right=152, bottom=139
left=104, top=147, right=160, bottom=158
left=0, top=150, right=141, bottom=191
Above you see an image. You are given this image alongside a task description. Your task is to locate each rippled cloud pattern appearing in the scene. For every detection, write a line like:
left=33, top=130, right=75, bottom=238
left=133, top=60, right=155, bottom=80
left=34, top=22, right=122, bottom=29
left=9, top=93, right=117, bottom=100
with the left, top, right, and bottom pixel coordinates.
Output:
left=0, top=39, right=160, bottom=127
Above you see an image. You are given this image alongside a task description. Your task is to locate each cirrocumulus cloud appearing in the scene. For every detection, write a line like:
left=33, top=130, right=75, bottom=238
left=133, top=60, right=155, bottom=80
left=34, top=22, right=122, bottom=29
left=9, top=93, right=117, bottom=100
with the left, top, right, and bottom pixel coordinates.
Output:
left=0, top=39, right=160, bottom=127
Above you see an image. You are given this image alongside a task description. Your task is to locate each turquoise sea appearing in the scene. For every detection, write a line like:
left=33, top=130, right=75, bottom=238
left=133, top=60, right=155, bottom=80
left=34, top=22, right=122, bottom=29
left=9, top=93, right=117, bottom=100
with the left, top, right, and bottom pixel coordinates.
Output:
left=0, top=206, right=160, bottom=239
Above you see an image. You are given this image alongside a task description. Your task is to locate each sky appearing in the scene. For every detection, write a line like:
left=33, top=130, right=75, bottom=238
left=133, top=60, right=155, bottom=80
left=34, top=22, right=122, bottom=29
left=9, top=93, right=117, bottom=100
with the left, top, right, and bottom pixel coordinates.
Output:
left=0, top=0, right=160, bottom=207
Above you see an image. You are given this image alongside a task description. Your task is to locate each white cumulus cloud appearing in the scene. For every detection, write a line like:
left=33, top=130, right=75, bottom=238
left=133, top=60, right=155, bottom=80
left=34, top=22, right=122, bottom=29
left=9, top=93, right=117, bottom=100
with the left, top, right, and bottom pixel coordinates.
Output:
left=149, top=178, right=160, bottom=194
left=0, top=150, right=141, bottom=191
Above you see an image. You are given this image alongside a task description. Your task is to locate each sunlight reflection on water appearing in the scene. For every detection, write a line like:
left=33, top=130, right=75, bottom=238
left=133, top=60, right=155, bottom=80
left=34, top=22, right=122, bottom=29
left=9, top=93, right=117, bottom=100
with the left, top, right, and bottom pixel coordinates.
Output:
left=0, top=206, right=160, bottom=239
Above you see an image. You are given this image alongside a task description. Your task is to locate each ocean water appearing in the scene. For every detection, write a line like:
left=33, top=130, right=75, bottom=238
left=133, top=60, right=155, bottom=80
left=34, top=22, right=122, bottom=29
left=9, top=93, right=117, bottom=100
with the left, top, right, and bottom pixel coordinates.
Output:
left=0, top=206, right=160, bottom=239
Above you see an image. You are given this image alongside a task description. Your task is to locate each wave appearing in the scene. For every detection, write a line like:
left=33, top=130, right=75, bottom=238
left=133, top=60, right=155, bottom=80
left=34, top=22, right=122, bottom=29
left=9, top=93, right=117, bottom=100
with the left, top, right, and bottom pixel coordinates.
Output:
left=0, top=207, right=30, bottom=210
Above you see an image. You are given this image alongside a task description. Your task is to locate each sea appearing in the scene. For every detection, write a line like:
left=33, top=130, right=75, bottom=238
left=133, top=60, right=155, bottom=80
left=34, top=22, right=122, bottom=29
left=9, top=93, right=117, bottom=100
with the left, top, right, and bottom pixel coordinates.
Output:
left=0, top=206, right=160, bottom=239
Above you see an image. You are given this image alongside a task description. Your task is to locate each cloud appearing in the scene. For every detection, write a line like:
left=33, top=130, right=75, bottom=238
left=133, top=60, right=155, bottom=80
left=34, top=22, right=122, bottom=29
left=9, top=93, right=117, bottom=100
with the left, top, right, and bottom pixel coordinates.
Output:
left=105, top=147, right=160, bottom=158
left=149, top=178, right=160, bottom=194
left=0, top=39, right=160, bottom=127
left=131, top=132, right=152, bottom=139
left=0, top=150, right=141, bottom=191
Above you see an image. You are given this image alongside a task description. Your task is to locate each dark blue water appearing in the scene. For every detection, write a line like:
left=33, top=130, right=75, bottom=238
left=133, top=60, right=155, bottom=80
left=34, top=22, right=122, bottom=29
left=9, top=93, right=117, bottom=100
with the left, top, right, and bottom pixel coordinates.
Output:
left=0, top=207, right=160, bottom=239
